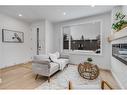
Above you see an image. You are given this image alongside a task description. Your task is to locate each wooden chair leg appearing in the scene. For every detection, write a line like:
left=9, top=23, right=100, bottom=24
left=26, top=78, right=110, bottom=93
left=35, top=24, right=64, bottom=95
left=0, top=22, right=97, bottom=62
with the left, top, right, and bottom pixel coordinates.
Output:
left=101, top=80, right=113, bottom=90
left=68, top=81, right=72, bottom=90
left=35, top=74, right=39, bottom=80
left=48, top=76, right=50, bottom=82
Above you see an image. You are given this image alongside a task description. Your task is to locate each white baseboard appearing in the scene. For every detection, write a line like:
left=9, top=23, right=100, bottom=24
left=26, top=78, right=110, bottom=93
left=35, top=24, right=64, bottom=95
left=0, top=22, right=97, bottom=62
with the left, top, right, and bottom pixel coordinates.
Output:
left=111, top=70, right=124, bottom=89
left=0, top=60, right=32, bottom=69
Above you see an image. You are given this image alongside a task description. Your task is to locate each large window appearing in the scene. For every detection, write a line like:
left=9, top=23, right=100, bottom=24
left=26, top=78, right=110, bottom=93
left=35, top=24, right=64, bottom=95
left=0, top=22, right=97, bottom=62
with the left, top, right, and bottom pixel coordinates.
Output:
left=63, top=21, right=102, bottom=54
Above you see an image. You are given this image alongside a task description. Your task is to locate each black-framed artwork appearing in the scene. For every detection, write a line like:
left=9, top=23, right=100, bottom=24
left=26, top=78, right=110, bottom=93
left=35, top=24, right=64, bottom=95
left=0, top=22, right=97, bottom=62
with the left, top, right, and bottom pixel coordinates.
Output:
left=2, top=29, right=24, bottom=43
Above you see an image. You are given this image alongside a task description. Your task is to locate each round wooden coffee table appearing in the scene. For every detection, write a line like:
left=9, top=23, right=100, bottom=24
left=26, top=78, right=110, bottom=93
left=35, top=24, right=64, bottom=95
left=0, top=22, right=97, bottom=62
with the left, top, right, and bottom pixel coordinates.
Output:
left=78, top=62, right=99, bottom=80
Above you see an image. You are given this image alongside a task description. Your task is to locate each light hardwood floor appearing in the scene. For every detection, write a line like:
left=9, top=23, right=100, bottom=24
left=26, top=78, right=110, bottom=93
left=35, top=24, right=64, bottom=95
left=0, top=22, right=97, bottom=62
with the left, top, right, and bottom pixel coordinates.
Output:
left=0, top=63, right=47, bottom=89
left=0, top=63, right=120, bottom=89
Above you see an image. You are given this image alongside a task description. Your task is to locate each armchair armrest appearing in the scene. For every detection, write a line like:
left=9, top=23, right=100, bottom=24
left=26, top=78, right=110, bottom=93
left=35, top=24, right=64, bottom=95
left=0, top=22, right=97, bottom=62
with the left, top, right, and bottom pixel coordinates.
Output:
left=32, top=60, right=51, bottom=68
left=32, top=60, right=50, bottom=64
left=33, top=55, right=49, bottom=60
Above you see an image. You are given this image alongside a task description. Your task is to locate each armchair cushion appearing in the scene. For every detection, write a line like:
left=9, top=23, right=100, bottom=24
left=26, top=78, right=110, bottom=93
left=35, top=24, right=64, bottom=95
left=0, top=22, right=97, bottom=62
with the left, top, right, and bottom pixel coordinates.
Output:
left=55, top=58, right=69, bottom=70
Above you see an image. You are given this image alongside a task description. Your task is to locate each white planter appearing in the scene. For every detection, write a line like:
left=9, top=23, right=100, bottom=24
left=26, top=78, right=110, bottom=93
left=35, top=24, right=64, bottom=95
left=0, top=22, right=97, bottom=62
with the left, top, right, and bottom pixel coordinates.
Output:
left=108, top=27, right=127, bottom=42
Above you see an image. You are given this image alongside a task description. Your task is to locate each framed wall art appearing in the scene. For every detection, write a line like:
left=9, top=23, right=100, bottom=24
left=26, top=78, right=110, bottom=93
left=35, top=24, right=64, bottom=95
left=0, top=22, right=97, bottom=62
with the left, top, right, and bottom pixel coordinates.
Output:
left=2, top=29, right=24, bottom=43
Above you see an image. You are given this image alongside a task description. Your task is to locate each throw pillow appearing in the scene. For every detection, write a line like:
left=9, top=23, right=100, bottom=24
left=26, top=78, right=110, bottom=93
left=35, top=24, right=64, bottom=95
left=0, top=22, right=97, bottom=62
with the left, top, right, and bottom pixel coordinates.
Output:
left=54, top=52, right=60, bottom=59
left=49, top=53, right=58, bottom=62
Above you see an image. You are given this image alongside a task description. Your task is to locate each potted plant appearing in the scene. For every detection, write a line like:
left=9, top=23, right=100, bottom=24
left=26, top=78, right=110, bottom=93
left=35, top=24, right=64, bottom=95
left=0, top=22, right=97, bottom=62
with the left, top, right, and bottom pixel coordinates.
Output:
left=112, top=12, right=127, bottom=32
left=87, top=57, right=93, bottom=63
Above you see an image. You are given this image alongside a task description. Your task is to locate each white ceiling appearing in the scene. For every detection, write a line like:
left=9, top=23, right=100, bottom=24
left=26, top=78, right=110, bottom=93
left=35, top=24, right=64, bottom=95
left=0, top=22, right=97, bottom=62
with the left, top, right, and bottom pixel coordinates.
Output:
left=0, top=6, right=114, bottom=23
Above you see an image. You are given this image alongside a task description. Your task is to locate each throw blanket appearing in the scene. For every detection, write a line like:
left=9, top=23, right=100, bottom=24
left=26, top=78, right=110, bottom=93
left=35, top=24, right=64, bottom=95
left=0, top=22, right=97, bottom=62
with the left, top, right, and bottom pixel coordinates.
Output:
left=54, top=59, right=69, bottom=70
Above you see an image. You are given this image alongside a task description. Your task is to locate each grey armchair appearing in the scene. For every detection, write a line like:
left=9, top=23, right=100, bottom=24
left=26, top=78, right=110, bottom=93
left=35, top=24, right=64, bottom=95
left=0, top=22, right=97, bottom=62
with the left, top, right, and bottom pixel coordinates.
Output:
left=32, top=52, right=69, bottom=82
left=32, top=55, right=60, bottom=82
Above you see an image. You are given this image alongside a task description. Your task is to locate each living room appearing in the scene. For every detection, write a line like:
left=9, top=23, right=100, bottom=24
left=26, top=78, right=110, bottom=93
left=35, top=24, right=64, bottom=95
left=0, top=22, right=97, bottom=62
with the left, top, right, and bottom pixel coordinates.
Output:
left=0, top=5, right=127, bottom=90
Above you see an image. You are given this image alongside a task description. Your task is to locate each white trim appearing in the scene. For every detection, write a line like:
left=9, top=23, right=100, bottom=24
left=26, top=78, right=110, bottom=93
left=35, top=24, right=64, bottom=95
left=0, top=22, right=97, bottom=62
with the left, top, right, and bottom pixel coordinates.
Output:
left=111, top=69, right=124, bottom=89
left=61, top=19, right=103, bottom=56
left=60, top=25, right=63, bottom=53
left=69, top=50, right=102, bottom=56
left=61, top=19, right=102, bottom=27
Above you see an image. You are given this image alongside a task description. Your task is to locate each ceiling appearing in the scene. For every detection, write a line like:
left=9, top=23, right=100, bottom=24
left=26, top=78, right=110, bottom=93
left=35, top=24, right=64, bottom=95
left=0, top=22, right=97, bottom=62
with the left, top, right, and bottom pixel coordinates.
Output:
left=0, top=6, right=115, bottom=23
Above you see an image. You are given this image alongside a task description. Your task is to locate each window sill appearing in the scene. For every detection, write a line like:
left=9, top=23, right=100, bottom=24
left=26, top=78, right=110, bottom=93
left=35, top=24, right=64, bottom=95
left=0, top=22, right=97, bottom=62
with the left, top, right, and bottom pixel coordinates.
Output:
left=62, top=50, right=102, bottom=56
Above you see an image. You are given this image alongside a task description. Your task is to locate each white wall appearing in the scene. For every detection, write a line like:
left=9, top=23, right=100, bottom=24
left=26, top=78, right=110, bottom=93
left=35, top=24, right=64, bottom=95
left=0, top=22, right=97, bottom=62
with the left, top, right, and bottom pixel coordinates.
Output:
left=30, top=20, right=55, bottom=55
left=122, top=6, right=127, bottom=16
left=54, top=13, right=112, bottom=70
left=0, top=14, right=55, bottom=68
left=30, top=20, right=45, bottom=55
left=45, top=20, right=55, bottom=54
left=0, top=13, right=32, bottom=68
left=111, top=37, right=127, bottom=89
left=111, top=6, right=127, bottom=89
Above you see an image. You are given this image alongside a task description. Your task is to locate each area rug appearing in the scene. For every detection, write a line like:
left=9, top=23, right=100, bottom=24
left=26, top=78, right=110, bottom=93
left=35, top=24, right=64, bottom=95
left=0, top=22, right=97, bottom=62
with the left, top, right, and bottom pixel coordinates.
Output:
left=36, top=65, right=101, bottom=90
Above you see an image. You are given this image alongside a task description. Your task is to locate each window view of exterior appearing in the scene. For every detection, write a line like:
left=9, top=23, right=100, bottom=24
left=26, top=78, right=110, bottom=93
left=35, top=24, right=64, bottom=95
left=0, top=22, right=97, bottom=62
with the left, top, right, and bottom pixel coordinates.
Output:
left=71, top=35, right=100, bottom=51
left=63, top=21, right=101, bottom=54
left=63, top=33, right=69, bottom=49
left=63, top=27, right=70, bottom=50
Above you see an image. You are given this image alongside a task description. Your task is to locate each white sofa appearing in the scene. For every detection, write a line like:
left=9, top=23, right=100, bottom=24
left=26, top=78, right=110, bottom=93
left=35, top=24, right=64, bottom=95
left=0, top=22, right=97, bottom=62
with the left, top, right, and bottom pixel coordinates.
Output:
left=32, top=52, right=69, bottom=82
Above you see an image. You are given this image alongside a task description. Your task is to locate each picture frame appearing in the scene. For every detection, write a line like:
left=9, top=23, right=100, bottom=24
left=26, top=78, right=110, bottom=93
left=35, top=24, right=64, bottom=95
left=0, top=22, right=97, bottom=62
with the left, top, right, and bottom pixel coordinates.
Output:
left=2, top=29, right=24, bottom=43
